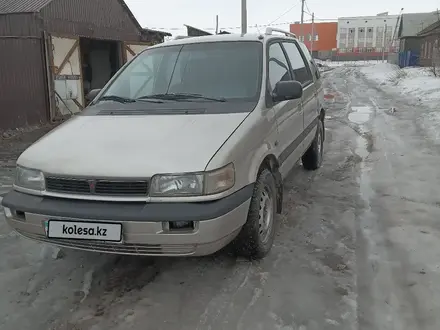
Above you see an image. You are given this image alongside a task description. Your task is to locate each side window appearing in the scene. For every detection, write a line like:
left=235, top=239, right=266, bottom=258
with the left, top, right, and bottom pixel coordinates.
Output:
left=299, top=42, right=320, bottom=80
left=282, top=42, right=314, bottom=86
left=268, top=43, right=292, bottom=93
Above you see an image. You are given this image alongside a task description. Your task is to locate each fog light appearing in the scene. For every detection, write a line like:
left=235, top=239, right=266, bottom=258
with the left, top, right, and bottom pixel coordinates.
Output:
left=169, top=221, right=195, bottom=231
left=3, top=207, right=12, bottom=219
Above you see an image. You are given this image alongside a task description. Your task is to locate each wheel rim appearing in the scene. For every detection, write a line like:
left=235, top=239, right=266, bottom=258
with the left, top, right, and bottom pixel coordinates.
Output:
left=258, top=186, right=274, bottom=244
left=317, top=129, right=322, bottom=159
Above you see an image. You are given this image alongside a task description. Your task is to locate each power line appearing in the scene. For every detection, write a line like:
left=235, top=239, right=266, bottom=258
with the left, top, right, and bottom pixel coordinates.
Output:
left=147, top=17, right=337, bottom=32
left=304, top=0, right=312, bottom=16
left=267, top=1, right=301, bottom=26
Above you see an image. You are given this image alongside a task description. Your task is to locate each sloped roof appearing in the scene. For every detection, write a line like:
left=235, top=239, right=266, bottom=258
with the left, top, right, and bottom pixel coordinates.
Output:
left=417, top=19, right=440, bottom=36
left=184, top=24, right=212, bottom=36
left=143, top=28, right=171, bottom=37
left=0, top=0, right=171, bottom=37
left=400, top=12, right=439, bottom=38
left=0, top=0, right=53, bottom=14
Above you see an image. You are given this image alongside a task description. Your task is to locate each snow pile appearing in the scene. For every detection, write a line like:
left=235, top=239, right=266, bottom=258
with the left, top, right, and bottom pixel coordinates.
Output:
left=361, top=63, right=440, bottom=142
left=315, top=59, right=383, bottom=68
left=360, top=63, right=440, bottom=108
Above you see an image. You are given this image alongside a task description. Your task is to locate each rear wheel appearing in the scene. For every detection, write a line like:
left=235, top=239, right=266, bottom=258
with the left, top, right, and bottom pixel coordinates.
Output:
left=302, top=120, right=324, bottom=170
left=233, top=169, right=277, bottom=259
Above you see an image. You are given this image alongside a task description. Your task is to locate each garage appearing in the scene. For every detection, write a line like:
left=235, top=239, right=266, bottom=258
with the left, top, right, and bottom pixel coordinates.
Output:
left=0, top=0, right=170, bottom=130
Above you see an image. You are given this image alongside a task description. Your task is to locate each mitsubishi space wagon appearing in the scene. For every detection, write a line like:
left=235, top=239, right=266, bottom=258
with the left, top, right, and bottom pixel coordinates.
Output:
left=2, top=27, right=325, bottom=259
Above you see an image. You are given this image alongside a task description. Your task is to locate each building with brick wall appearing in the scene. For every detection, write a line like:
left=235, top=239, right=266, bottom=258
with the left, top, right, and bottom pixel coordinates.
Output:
left=290, top=21, right=337, bottom=58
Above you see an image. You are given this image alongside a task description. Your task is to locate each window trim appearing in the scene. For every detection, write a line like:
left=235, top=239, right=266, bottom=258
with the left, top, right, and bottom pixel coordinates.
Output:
left=265, top=39, right=294, bottom=106
left=280, top=41, right=314, bottom=88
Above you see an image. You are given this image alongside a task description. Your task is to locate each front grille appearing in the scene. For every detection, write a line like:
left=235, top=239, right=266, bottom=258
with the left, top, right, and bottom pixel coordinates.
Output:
left=46, top=177, right=90, bottom=193
left=17, top=231, right=196, bottom=256
left=95, top=180, right=148, bottom=196
left=45, top=177, right=149, bottom=196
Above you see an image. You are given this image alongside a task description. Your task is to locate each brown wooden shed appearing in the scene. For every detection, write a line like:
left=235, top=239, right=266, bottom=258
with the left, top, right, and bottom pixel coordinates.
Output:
left=417, top=20, right=440, bottom=67
left=0, top=0, right=170, bottom=130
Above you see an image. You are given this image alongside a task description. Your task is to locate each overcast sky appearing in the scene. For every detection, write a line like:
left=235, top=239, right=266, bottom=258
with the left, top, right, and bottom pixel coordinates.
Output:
left=125, top=0, right=440, bottom=36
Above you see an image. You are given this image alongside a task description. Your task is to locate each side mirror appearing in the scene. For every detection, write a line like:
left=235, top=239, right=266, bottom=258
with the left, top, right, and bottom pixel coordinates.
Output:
left=86, top=89, right=101, bottom=102
left=273, top=81, right=303, bottom=102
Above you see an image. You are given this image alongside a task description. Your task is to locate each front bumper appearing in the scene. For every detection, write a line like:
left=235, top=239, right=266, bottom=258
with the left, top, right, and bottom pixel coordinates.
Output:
left=1, top=185, right=253, bottom=256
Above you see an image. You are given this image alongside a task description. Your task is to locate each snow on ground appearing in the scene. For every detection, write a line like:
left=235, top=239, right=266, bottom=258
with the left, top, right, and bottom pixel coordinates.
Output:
left=315, top=59, right=383, bottom=68
left=360, top=63, right=440, bottom=142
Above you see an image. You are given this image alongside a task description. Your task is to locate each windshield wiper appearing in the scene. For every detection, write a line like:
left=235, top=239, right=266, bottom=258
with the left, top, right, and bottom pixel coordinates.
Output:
left=98, top=95, right=137, bottom=104
left=98, top=95, right=163, bottom=104
left=138, top=93, right=226, bottom=102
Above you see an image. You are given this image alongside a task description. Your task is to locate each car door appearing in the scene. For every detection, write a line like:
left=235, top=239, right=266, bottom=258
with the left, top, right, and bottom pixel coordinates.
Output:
left=267, top=42, right=304, bottom=179
left=281, top=42, right=318, bottom=154
left=298, top=42, right=324, bottom=126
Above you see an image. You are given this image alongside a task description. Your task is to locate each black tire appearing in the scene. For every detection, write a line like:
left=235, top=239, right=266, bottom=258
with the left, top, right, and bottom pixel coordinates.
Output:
left=302, top=120, right=324, bottom=171
left=233, top=169, right=277, bottom=259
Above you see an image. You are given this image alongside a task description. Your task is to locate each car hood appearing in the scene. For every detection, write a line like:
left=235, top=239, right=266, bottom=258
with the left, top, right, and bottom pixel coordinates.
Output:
left=18, top=113, right=248, bottom=177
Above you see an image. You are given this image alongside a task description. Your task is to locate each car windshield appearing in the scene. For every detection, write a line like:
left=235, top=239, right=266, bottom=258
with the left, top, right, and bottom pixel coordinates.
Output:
left=100, top=41, right=263, bottom=104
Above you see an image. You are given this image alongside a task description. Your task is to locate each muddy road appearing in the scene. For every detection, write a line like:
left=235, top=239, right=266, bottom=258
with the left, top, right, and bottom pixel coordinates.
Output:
left=1, top=66, right=440, bottom=330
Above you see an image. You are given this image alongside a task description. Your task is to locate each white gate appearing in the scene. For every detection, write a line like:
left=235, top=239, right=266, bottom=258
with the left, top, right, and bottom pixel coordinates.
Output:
left=124, top=42, right=151, bottom=63
left=50, top=36, right=83, bottom=117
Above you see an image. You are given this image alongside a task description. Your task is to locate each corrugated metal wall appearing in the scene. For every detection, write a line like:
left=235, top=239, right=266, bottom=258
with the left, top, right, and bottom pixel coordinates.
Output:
left=40, top=0, right=141, bottom=42
left=0, top=37, right=48, bottom=130
left=0, top=13, right=40, bottom=36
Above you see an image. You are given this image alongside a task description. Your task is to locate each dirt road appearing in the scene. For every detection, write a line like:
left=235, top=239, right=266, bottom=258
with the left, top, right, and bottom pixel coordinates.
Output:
left=1, top=66, right=440, bottom=330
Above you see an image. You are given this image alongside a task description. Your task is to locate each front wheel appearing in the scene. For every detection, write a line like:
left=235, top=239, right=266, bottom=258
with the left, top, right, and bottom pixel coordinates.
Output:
left=302, top=120, right=324, bottom=170
left=233, top=169, right=277, bottom=259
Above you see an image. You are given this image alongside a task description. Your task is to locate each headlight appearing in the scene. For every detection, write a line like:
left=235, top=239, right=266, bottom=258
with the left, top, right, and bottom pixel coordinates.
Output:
left=150, top=163, right=235, bottom=197
left=15, top=166, right=45, bottom=191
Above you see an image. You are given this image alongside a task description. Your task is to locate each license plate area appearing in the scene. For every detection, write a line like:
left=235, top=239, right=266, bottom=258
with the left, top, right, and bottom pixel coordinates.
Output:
left=47, top=220, right=122, bottom=242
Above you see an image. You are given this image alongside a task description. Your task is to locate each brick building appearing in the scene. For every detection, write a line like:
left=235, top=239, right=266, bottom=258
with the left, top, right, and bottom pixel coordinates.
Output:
left=290, top=22, right=337, bottom=59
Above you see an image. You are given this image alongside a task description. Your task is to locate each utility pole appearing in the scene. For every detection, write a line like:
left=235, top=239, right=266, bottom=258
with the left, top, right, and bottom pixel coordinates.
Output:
left=241, top=0, right=247, bottom=34
left=382, top=23, right=387, bottom=62
left=311, top=12, right=315, bottom=53
left=215, top=15, right=219, bottom=34
left=300, top=0, right=305, bottom=42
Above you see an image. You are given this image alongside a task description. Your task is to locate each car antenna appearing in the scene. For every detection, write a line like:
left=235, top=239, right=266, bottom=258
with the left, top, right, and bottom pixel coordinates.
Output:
left=255, top=24, right=264, bottom=39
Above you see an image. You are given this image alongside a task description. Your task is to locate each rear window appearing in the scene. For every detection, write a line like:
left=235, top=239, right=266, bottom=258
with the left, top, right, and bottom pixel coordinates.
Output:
left=102, top=41, right=263, bottom=102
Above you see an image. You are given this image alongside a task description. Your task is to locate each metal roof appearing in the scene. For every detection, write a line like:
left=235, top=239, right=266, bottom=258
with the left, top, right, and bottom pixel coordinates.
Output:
left=399, top=12, right=440, bottom=38
left=0, top=0, right=53, bottom=14
left=154, top=33, right=262, bottom=48
left=417, top=20, right=440, bottom=36
left=142, top=28, right=171, bottom=37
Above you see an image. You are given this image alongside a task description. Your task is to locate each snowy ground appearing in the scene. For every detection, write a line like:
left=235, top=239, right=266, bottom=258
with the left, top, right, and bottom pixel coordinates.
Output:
left=315, top=59, right=384, bottom=68
left=1, top=66, right=440, bottom=329
left=359, top=63, right=440, bottom=142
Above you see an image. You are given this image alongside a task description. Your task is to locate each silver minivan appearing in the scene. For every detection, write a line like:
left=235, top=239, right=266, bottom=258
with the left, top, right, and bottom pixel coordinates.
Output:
left=2, top=28, right=325, bottom=259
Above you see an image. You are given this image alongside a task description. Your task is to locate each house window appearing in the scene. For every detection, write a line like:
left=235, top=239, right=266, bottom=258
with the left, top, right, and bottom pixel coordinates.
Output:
left=421, top=43, right=425, bottom=58
left=314, top=34, right=319, bottom=41
left=428, top=42, right=432, bottom=58
left=349, top=28, right=355, bottom=34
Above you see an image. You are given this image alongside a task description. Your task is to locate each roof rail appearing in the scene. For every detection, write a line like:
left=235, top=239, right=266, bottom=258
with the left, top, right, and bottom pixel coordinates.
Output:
left=265, top=27, right=297, bottom=39
left=173, top=35, right=191, bottom=40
